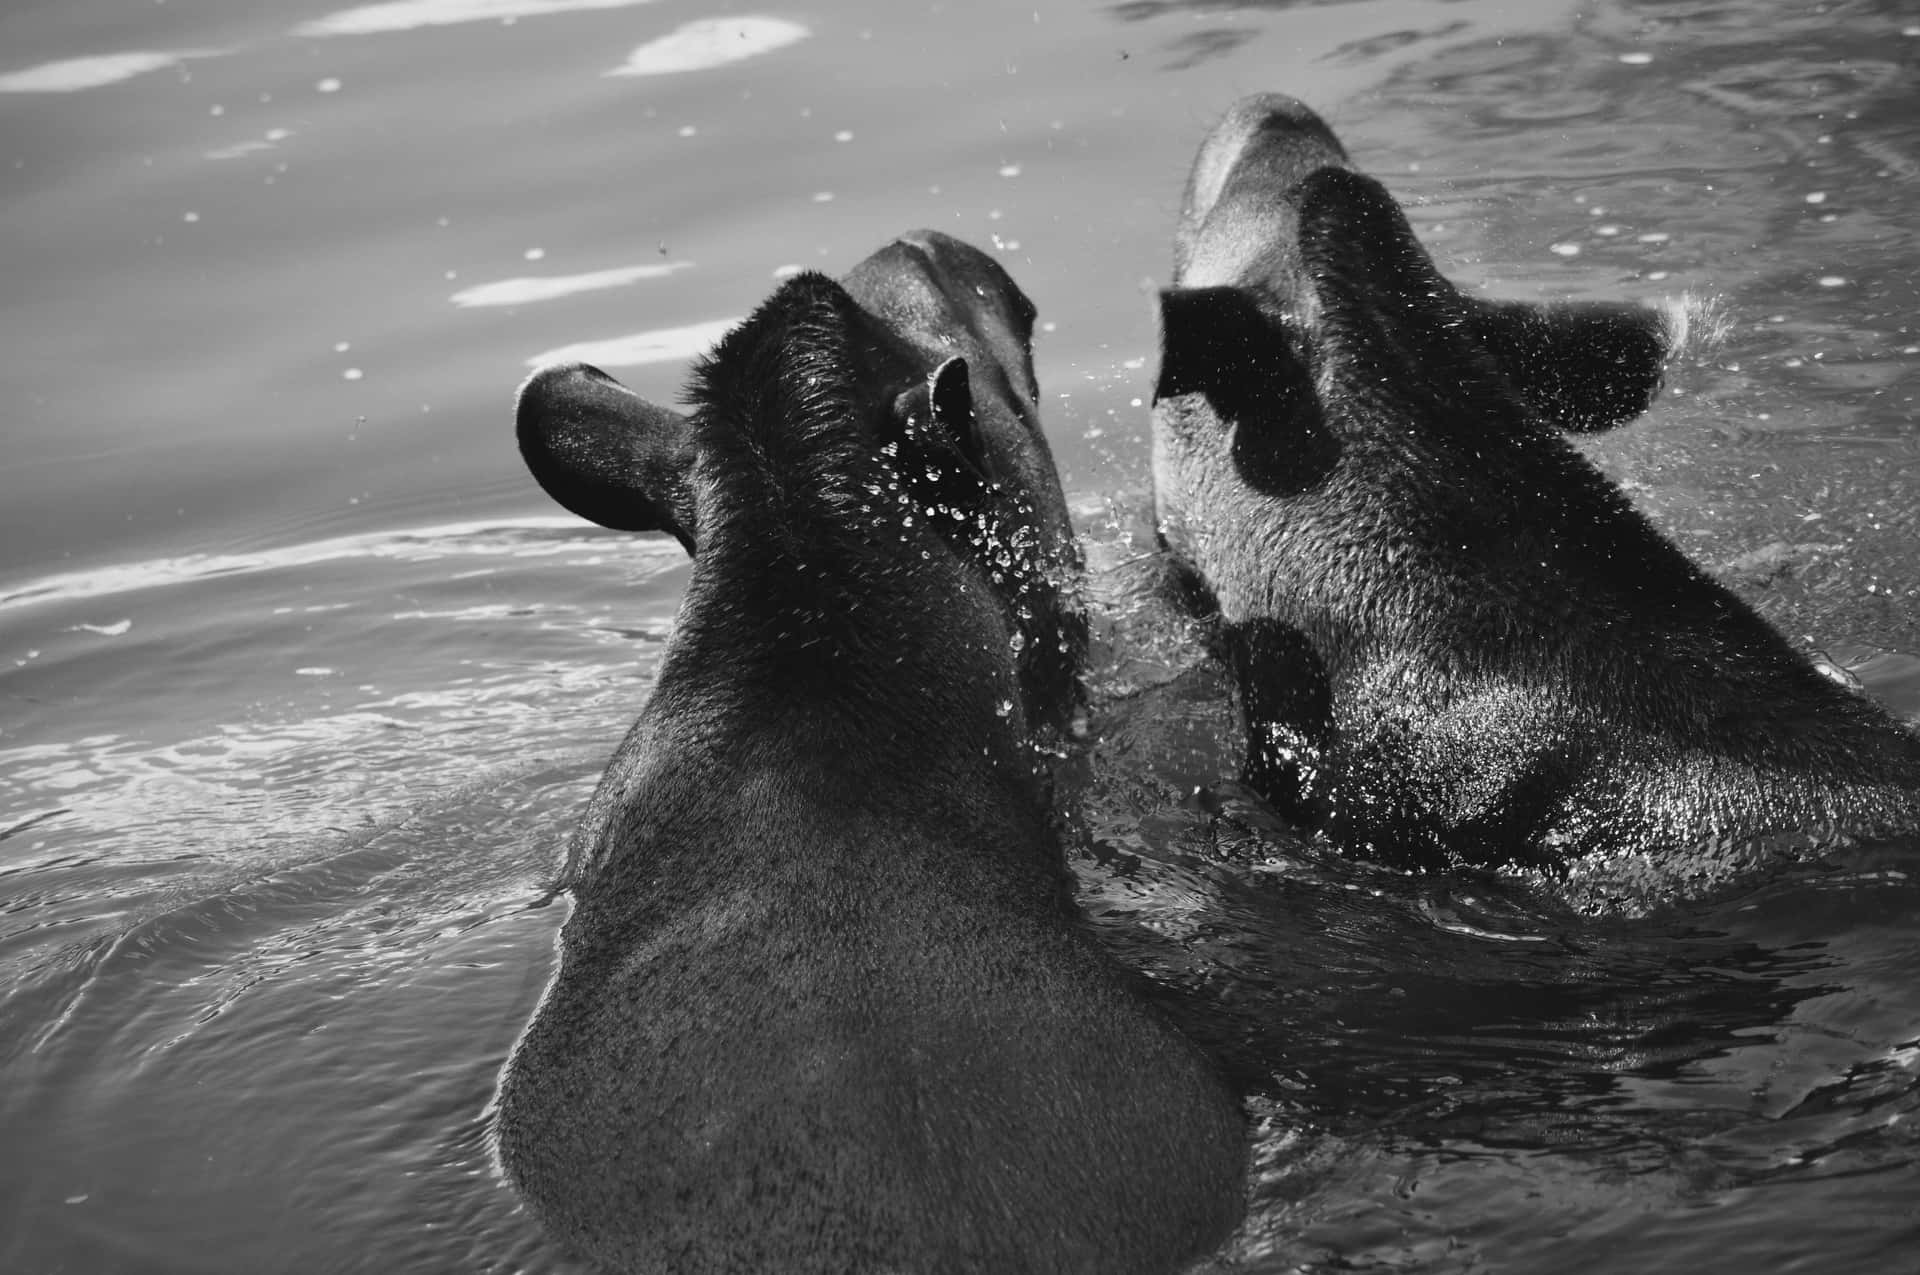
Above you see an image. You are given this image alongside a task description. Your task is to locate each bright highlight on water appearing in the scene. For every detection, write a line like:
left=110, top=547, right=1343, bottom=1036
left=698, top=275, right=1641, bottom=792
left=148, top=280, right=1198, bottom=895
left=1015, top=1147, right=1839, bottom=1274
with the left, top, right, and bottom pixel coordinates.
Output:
left=607, top=17, right=811, bottom=77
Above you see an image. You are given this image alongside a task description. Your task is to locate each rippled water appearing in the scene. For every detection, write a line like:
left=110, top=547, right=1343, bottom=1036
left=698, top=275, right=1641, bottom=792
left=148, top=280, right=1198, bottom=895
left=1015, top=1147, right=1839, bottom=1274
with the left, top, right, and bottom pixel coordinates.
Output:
left=3, top=0, right=1917, bottom=1270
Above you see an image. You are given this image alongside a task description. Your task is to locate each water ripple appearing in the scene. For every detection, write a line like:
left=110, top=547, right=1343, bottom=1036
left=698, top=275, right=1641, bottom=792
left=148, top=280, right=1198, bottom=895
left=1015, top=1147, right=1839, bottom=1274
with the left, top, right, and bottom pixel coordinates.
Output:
left=0, top=518, right=663, bottom=615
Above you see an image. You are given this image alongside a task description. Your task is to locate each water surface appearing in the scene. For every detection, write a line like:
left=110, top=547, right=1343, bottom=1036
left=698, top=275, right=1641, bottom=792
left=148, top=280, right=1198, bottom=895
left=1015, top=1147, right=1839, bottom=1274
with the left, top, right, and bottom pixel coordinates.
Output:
left=3, top=0, right=1918, bottom=1270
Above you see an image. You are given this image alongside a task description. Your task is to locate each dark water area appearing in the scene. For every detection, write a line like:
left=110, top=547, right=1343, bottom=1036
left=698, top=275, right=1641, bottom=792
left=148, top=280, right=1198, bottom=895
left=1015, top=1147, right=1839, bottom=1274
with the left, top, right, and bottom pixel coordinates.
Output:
left=2, top=0, right=1918, bottom=1271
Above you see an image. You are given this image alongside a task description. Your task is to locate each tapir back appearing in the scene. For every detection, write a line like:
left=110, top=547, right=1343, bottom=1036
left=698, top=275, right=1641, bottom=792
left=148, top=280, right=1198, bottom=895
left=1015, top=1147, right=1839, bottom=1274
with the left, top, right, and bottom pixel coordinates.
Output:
left=497, top=747, right=1244, bottom=1274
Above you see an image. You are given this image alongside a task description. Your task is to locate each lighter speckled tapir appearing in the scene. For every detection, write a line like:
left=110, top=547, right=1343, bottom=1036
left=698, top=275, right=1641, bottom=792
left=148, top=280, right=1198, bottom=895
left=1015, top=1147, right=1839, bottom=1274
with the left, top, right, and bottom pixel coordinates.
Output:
left=498, top=231, right=1246, bottom=1274
left=1150, top=94, right=1920, bottom=907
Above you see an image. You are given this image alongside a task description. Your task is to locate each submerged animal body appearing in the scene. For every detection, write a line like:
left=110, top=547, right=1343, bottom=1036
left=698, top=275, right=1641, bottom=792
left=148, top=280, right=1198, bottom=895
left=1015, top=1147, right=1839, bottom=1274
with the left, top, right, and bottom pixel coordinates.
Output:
left=498, top=231, right=1246, bottom=1274
left=1150, top=93, right=1920, bottom=900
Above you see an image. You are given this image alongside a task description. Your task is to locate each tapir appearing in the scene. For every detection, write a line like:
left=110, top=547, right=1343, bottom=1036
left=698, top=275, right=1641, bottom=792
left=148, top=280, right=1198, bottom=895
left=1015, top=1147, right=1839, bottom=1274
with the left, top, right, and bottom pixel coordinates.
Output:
left=497, top=230, right=1247, bottom=1273
left=1150, top=93, right=1920, bottom=900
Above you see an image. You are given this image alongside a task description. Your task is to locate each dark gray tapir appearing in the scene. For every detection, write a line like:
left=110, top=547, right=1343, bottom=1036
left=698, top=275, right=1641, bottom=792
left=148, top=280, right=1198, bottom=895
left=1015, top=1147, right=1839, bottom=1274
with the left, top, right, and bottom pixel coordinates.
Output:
left=498, top=231, right=1246, bottom=1273
left=1151, top=94, right=1920, bottom=901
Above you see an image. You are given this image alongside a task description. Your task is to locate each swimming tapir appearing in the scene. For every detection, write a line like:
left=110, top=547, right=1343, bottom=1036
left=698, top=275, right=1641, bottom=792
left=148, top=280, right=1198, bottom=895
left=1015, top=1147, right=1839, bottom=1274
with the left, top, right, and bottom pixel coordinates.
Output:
left=1150, top=94, right=1920, bottom=899
left=498, top=231, right=1247, bottom=1273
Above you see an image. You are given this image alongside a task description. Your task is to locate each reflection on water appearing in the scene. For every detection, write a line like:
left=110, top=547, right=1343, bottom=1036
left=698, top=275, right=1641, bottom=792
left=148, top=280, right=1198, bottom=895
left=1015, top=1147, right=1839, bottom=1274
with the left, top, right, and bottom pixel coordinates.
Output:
left=523, top=317, right=743, bottom=370
left=450, top=260, right=692, bottom=309
left=0, top=51, right=213, bottom=94
left=608, top=16, right=812, bottom=79
left=295, top=0, right=657, bottom=39
left=2, top=0, right=1919, bottom=1269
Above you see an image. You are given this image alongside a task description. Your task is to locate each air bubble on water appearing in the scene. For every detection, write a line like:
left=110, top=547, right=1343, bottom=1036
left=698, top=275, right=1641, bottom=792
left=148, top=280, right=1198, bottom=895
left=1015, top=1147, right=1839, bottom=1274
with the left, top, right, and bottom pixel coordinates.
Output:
left=834, top=129, right=853, bottom=142
left=524, top=247, right=545, bottom=260
left=812, top=191, right=834, bottom=203
left=316, top=77, right=342, bottom=92
left=1805, top=191, right=1828, bottom=205
left=998, top=164, right=1021, bottom=178
left=1549, top=242, right=1581, bottom=257
left=1817, top=275, right=1848, bottom=288
left=343, top=368, right=363, bottom=380
left=1596, top=224, right=1621, bottom=236
left=1618, top=51, right=1653, bottom=65
left=182, top=211, right=199, bottom=222
left=1648, top=270, right=1670, bottom=281
left=1637, top=231, right=1670, bottom=243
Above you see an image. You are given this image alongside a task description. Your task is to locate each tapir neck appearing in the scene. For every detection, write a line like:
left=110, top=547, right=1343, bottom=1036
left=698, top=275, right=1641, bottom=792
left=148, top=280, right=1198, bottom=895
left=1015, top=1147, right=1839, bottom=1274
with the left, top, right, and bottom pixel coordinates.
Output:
left=657, top=527, right=1040, bottom=781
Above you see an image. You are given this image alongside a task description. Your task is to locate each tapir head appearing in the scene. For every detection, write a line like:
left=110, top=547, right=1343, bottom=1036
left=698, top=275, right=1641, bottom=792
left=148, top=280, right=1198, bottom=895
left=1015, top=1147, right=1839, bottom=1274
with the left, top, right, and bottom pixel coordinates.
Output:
left=1152, top=94, right=1694, bottom=662
left=516, top=231, right=1084, bottom=731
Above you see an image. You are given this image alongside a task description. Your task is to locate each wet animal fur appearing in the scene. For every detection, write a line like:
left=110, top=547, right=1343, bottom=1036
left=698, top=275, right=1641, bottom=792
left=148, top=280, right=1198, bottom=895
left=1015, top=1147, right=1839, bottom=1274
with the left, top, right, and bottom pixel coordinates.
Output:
left=1151, top=94, right=1920, bottom=905
left=500, top=232, right=1247, bottom=1273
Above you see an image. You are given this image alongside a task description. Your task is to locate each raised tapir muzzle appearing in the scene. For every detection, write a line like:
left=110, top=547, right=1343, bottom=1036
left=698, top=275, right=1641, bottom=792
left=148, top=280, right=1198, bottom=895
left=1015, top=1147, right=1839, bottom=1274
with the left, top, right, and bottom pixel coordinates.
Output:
left=1151, top=93, right=1920, bottom=902
left=498, top=230, right=1246, bottom=1273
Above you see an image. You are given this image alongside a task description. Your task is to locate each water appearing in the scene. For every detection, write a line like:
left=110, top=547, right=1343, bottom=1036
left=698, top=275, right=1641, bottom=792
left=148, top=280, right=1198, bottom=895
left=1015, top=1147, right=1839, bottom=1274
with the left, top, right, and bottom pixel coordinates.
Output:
left=2, top=0, right=1917, bottom=1269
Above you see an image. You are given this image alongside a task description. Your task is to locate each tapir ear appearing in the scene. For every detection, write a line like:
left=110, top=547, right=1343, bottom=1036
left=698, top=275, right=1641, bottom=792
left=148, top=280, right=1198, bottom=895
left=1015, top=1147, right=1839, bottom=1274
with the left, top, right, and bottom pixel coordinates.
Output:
left=1463, top=297, right=1671, bottom=433
left=890, top=356, right=988, bottom=477
left=1155, top=286, right=1338, bottom=495
left=516, top=362, right=697, bottom=553
left=1154, top=286, right=1276, bottom=403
